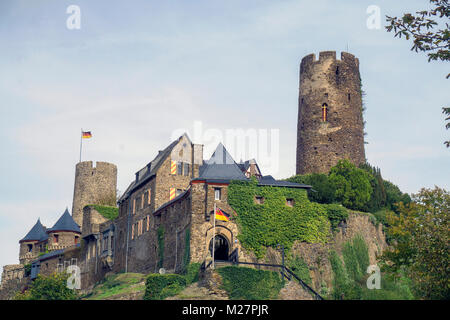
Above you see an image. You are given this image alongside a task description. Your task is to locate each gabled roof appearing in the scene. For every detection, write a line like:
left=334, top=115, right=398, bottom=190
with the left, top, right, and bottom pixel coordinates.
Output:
left=20, top=219, right=48, bottom=243
left=118, top=134, right=188, bottom=203
left=258, top=175, right=312, bottom=189
left=195, top=143, right=248, bottom=183
left=47, top=208, right=81, bottom=234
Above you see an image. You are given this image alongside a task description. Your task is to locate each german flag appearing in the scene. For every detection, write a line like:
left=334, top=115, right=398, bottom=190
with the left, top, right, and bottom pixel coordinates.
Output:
left=215, top=208, right=229, bottom=222
left=82, top=131, right=92, bottom=139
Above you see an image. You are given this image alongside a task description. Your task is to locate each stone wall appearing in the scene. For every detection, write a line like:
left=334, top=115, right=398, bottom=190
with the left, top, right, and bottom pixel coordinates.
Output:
left=113, top=136, right=200, bottom=274
left=296, top=51, right=366, bottom=174
left=47, top=231, right=81, bottom=251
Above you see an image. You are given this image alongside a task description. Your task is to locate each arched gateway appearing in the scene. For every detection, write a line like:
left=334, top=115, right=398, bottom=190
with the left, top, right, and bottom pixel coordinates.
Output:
left=209, top=235, right=229, bottom=261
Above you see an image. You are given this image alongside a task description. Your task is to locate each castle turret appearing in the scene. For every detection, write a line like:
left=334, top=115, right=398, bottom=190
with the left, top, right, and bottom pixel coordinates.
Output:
left=71, top=161, right=117, bottom=229
left=19, top=219, right=48, bottom=264
left=296, top=51, right=366, bottom=174
left=46, top=208, right=81, bottom=250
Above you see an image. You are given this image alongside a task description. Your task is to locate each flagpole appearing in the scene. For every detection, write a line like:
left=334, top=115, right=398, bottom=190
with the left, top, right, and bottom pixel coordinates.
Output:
left=79, top=128, right=83, bottom=163
left=212, top=202, right=216, bottom=269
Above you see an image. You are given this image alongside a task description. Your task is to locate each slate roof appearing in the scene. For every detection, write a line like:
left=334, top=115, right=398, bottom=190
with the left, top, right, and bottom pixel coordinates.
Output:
left=118, top=135, right=187, bottom=203
left=20, top=219, right=48, bottom=243
left=46, top=208, right=81, bottom=234
left=195, top=143, right=248, bottom=183
left=258, top=175, right=312, bottom=189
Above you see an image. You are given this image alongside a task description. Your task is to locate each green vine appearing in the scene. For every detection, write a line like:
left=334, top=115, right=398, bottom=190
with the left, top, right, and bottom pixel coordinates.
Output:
left=228, top=179, right=331, bottom=258
left=157, top=226, right=165, bottom=269
left=182, top=228, right=191, bottom=271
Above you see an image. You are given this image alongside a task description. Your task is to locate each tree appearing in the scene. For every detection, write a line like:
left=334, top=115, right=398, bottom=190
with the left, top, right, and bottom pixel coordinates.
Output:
left=444, top=107, right=450, bottom=147
left=328, top=160, right=373, bottom=211
left=14, top=272, right=79, bottom=300
left=386, top=0, right=449, bottom=71
left=380, top=186, right=450, bottom=299
left=286, top=173, right=336, bottom=204
left=386, top=0, right=450, bottom=146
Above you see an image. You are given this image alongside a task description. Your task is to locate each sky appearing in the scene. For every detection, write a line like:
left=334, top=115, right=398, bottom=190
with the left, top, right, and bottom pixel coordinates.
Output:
left=0, top=0, right=448, bottom=272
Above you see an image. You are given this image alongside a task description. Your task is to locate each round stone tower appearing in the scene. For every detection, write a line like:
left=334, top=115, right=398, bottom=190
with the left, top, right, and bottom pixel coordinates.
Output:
left=296, top=51, right=366, bottom=175
left=71, top=161, right=117, bottom=229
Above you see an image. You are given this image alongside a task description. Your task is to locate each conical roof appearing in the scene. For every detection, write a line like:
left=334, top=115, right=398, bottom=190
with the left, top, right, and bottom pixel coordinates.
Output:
left=47, top=208, right=81, bottom=234
left=20, top=219, right=48, bottom=243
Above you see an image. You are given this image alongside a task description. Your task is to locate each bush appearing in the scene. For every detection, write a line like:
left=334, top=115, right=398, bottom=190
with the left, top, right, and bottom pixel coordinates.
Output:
left=144, top=274, right=187, bottom=300
left=329, top=160, right=373, bottom=211
left=14, top=272, right=78, bottom=300
left=183, top=263, right=201, bottom=285
left=217, top=266, right=285, bottom=300
left=286, top=173, right=336, bottom=204
left=324, top=204, right=348, bottom=231
left=329, top=236, right=414, bottom=300
left=287, top=256, right=312, bottom=285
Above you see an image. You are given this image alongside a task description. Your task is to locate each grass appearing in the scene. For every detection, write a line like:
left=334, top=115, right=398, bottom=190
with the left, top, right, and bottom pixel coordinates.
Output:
left=82, top=273, right=146, bottom=300
left=89, top=205, right=119, bottom=221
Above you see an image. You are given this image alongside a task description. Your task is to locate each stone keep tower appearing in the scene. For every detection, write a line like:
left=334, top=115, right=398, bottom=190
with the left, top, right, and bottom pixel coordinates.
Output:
left=72, top=161, right=117, bottom=228
left=296, top=51, right=366, bottom=175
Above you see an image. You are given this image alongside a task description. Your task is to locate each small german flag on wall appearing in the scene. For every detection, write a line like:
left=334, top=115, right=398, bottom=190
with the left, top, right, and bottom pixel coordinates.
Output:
left=215, top=208, right=229, bottom=222
left=170, top=160, right=177, bottom=175
left=82, top=131, right=92, bottom=139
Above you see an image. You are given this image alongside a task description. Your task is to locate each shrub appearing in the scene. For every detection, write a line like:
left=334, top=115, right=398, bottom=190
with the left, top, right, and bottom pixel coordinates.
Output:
left=324, top=204, right=348, bottom=231
left=14, top=272, right=78, bottom=300
left=144, top=274, right=187, bottom=300
left=286, top=173, right=336, bottom=204
left=287, top=256, right=312, bottom=285
left=329, top=160, right=373, bottom=211
left=183, top=263, right=201, bottom=285
left=217, top=266, right=285, bottom=300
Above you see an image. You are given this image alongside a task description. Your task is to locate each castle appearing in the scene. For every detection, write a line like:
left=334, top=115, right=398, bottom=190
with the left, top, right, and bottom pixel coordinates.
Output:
left=0, top=51, right=366, bottom=296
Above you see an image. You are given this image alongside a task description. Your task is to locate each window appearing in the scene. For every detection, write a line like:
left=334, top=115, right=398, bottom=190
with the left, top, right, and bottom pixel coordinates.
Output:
left=286, top=198, right=295, bottom=207
left=147, top=189, right=151, bottom=205
left=133, top=198, right=136, bottom=214
left=74, top=236, right=79, bottom=245
left=131, top=224, right=135, bottom=240
left=27, top=244, right=33, bottom=252
left=321, top=103, right=328, bottom=122
left=184, top=163, right=190, bottom=176
left=146, top=215, right=150, bottom=232
left=255, top=196, right=264, bottom=205
left=141, top=194, right=144, bottom=209
left=214, top=188, right=221, bottom=200
left=177, top=162, right=183, bottom=175
left=54, top=234, right=59, bottom=244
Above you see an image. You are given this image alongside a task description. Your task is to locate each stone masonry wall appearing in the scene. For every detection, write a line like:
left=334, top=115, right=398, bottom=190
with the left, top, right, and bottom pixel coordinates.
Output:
left=72, top=161, right=117, bottom=228
left=296, top=51, right=366, bottom=174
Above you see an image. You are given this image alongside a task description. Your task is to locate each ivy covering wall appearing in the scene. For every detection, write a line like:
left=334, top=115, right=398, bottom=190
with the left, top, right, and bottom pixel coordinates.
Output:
left=228, top=179, right=334, bottom=258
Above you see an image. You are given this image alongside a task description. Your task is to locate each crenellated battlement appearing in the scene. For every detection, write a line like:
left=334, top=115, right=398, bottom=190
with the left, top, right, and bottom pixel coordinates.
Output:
left=75, top=161, right=117, bottom=172
left=300, top=51, right=359, bottom=70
